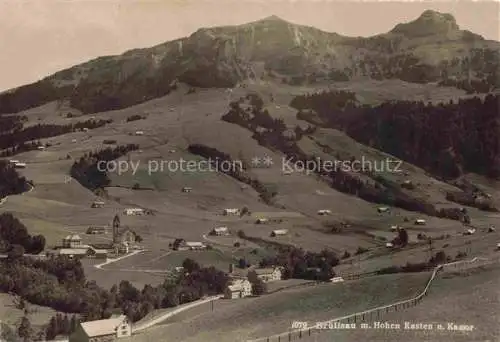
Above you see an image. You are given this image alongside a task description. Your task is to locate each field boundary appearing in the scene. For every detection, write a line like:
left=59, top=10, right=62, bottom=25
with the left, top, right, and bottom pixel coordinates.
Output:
left=247, top=256, right=499, bottom=342
left=132, top=295, right=223, bottom=332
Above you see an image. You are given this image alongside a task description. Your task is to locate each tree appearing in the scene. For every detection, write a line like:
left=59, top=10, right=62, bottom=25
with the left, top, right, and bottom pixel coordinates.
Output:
left=30, top=235, right=46, bottom=254
left=182, top=258, right=200, bottom=273
left=398, top=228, right=409, bottom=247
left=238, top=258, right=247, bottom=268
left=45, top=316, right=58, bottom=340
left=17, top=315, right=32, bottom=342
left=249, top=277, right=267, bottom=296
left=8, top=244, right=24, bottom=260
left=135, top=234, right=143, bottom=243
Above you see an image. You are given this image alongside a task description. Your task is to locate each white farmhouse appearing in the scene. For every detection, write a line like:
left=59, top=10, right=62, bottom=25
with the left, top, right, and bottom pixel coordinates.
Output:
left=134, top=130, right=144, bottom=136
left=377, top=207, right=390, bottom=213
left=123, top=208, right=144, bottom=216
left=224, top=279, right=252, bottom=299
left=414, top=219, right=426, bottom=225
left=270, top=229, right=288, bottom=237
left=211, top=226, right=230, bottom=236
left=223, top=208, right=240, bottom=216
left=69, top=314, right=131, bottom=342
left=253, top=267, right=283, bottom=283
left=317, top=209, right=331, bottom=215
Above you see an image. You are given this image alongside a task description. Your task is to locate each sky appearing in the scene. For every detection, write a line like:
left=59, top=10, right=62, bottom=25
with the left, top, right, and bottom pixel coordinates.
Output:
left=0, top=0, right=498, bottom=91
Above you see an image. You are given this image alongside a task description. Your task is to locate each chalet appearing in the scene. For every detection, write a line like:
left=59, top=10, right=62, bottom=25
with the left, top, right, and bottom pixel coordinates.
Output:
left=386, top=242, right=394, bottom=248
left=211, top=226, right=230, bottom=236
left=72, top=139, right=77, bottom=143
left=253, top=267, right=282, bottom=282
left=134, top=131, right=144, bottom=136
left=37, top=146, right=46, bottom=150
left=270, top=229, right=288, bottom=237
left=123, top=208, right=144, bottom=216
left=317, top=209, right=331, bottom=216
left=82, top=128, right=89, bottom=132
left=182, top=187, right=192, bottom=193
left=62, top=235, right=82, bottom=248
left=70, top=314, right=131, bottom=342
left=414, top=219, right=426, bottom=225
left=8, top=159, right=19, bottom=165
left=86, top=226, right=107, bottom=234
left=224, top=279, right=252, bottom=299
left=377, top=207, right=390, bottom=213
left=223, top=208, right=240, bottom=216
left=91, top=201, right=105, bottom=208
left=390, top=225, right=399, bottom=232
left=255, top=218, right=268, bottom=224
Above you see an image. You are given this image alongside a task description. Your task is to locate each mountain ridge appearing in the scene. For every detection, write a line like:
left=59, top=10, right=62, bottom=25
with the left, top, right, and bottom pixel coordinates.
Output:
left=0, top=10, right=498, bottom=114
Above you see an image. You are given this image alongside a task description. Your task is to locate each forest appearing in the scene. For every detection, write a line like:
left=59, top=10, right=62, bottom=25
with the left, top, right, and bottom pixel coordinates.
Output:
left=0, top=161, right=29, bottom=198
left=70, top=144, right=139, bottom=190
left=290, top=91, right=500, bottom=180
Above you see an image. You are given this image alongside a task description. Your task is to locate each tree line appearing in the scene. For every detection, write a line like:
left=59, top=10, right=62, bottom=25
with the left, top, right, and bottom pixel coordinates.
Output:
left=0, top=119, right=112, bottom=151
left=290, top=91, right=500, bottom=180
left=70, top=144, right=139, bottom=190
left=0, top=213, right=46, bottom=254
left=0, top=161, right=29, bottom=198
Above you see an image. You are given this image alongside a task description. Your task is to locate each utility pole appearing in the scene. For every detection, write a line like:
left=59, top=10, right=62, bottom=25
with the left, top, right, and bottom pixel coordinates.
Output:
left=428, top=238, right=433, bottom=261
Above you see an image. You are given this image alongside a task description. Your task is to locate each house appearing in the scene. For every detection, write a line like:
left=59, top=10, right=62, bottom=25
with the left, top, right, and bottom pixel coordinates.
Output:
left=123, top=208, right=144, bottom=216
left=377, top=207, right=390, bottom=213
left=317, top=209, right=331, bottom=216
left=91, top=201, right=105, bottom=208
left=270, top=229, right=288, bottom=237
left=8, top=159, right=19, bottom=165
left=62, top=235, right=82, bottom=248
left=211, top=226, right=229, bottom=236
left=14, top=162, right=26, bottom=169
left=253, top=267, right=282, bottom=282
left=330, top=277, right=344, bottom=283
left=115, top=242, right=130, bottom=254
left=182, top=187, right=192, bottom=193
left=117, top=229, right=137, bottom=244
left=414, top=219, right=426, bottom=225
left=174, top=239, right=206, bottom=251
left=55, top=247, right=107, bottom=259
left=70, top=314, right=131, bottom=342
left=37, top=146, right=45, bottom=150
left=255, top=218, right=268, bottom=224
left=184, top=242, right=206, bottom=250
left=223, top=208, right=240, bottom=216
left=390, top=225, right=399, bottom=232
left=86, top=226, right=107, bottom=234
left=386, top=242, right=394, bottom=248
left=224, top=279, right=252, bottom=299
left=464, top=228, right=476, bottom=235
left=488, top=226, right=496, bottom=232
left=134, top=131, right=144, bottom=136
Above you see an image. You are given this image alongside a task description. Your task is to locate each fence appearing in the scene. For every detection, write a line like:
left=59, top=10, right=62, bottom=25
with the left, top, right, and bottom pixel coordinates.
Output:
left=247, top=256, right=499, bottom=342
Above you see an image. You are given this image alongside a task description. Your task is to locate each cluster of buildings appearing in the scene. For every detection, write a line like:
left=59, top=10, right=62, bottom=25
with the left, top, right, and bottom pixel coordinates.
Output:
left=224, top=265, right=283, bottom=299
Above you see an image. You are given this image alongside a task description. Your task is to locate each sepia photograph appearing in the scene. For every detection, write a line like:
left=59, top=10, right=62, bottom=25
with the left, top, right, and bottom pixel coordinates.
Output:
left=0, top=0, right=498, bottom=341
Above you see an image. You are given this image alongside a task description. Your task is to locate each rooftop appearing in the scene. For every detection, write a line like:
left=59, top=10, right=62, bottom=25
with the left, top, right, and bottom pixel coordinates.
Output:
left=80, top=315, right=128, bottom=337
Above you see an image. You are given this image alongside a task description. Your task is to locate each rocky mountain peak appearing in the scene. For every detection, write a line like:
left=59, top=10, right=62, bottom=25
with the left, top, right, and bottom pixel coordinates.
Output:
left=391, top=10, right=460, bottom=37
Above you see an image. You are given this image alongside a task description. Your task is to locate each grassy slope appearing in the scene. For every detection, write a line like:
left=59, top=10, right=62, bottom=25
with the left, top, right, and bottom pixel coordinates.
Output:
left=126, top=272, right=430, bottom=342
left=300, top=264, right=500, bottom=342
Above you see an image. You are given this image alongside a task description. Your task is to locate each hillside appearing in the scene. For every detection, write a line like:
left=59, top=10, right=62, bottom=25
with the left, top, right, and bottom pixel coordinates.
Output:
left=0, top=10, right=499, bottom=114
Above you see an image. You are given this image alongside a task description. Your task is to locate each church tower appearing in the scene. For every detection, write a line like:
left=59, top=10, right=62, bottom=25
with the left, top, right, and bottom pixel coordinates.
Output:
left=112, top=214, right=120, bottom=244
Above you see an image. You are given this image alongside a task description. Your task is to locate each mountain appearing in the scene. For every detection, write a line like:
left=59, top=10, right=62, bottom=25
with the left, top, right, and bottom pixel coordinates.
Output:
left=1, top=10, right=499, bottom=114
